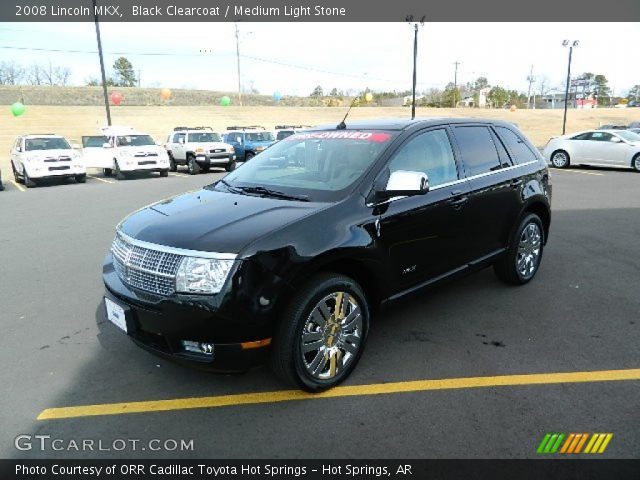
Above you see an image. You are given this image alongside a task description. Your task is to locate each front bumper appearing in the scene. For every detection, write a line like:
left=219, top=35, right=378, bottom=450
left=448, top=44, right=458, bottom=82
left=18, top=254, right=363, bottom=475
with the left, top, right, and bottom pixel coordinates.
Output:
left=195, top=153, right=235, bottom=166
left=102, top=253, right=273, bottom=371
left=119, top=158, right=170, bottom=172
left=26, top=163, right=85, bottom=179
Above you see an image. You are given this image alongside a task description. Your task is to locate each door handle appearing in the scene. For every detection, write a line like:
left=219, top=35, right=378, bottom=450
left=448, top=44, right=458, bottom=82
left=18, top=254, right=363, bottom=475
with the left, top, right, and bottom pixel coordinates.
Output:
left=510, top=179, right=523, bottom=188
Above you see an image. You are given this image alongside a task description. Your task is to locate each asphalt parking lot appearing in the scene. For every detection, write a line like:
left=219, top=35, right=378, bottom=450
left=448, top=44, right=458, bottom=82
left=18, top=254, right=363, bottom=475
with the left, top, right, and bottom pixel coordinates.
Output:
left=1, top=166, right=638, bottom=459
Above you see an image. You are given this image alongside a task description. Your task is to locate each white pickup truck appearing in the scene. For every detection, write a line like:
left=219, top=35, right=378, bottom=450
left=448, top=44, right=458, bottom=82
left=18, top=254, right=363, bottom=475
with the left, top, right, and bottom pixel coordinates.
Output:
left=82, top=126, right=170, bottom=179
left=165, top=127, right=236, bottom=174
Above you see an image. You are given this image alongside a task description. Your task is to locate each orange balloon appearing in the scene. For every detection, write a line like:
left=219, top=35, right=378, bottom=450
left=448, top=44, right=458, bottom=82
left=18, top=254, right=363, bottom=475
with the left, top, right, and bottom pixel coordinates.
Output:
left=160, top=88, right=172, bottom=100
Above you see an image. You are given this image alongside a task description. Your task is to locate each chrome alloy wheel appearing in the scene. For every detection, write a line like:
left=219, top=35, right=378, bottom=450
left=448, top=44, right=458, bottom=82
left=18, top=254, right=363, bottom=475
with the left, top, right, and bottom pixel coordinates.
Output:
left=300, top=292, right=363, bottom=380
left=516, top=222, right=542, bottom=279
left=551, top=151, right=568, bottom=168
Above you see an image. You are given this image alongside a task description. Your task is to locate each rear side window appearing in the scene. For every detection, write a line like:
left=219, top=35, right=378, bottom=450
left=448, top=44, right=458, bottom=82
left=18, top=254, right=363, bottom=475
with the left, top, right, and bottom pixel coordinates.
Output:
left=571, top=132, right=590, bottom=140
left=495, top=126, right=538, bottom=164
left=387, top=129, right=458, bottom=187
left=453, top=126, right=501, bottom=176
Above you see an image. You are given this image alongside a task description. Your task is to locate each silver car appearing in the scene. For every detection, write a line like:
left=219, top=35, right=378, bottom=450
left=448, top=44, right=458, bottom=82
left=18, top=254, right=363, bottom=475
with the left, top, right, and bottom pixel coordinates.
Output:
left=544, top=129, right=640, bottom=172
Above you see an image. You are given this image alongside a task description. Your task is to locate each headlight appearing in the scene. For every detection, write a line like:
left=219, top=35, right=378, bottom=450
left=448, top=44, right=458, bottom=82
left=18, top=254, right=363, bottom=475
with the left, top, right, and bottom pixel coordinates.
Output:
left=175, top=257, right=235, bottom=294
left=256, top=146, right=265, bottom=151
left=227, top=147, right=234, bottom=153
left=195, top=148, right=204, bottom=153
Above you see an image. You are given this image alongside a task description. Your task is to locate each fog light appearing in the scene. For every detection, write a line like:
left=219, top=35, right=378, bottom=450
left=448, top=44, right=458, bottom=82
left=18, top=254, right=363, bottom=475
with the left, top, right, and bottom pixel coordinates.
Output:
left=181, top=340, right=214, bottom=355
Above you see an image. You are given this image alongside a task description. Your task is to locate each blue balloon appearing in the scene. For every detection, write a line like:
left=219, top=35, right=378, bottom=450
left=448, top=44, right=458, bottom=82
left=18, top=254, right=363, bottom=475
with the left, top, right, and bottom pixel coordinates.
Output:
left=273, top=91, right=282, bottom=102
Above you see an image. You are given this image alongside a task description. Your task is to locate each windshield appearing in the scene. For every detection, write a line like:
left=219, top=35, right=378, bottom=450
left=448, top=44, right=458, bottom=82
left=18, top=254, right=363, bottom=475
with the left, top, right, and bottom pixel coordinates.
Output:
left=277, top=130, right=295, bottom=140
left=246, top=132, right=275, bottom=142
left=117, top=135, right=156, bottom=147
left=83, top=136, right=107, bottom=148
left=615, top=130, right=640, bottom=142
left=215, top=130, right=396, bottom=202
left=25, top=137, right=71, bottom=151
left=190, top=132, right=221, bottom=142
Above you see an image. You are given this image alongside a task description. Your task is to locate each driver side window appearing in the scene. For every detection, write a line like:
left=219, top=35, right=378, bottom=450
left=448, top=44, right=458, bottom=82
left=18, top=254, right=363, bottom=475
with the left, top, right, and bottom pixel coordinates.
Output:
left=388, top=129, right=458, bottom=187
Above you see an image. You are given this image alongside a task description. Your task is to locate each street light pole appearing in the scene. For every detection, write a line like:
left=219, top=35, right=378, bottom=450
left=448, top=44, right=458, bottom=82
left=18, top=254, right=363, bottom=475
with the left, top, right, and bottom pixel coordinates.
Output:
left=406, top=15, right=425, bottom=120
left=562, top=40, right=578, bottom=135
left=235, top=23, right=242, bottom=107
left=453, top=61, right=460, bottom=108
left=93, top=0, right=111, bottom=126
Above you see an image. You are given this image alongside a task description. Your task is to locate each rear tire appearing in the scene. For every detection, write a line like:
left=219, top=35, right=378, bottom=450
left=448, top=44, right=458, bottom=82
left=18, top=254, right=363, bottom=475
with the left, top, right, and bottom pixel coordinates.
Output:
left=494, top=213, right=544, bottom=285
left=245, top=152, right=255, bottom=161
left=159, top=169, right=169, bottom=177
left=225, top=161, right=237, bottom=172
left=75, top=174, right=87, bottom=183
left=271, top=273, right=369, bottom=392
left=550, top=150, right=570, bottom=168
left=103, top=168, right=113, bottom=177
left=12, top=162, right=21, bottom=183
left=632, top=154, right=640, bottom=172
left=187, top=155, right=201, bottom=175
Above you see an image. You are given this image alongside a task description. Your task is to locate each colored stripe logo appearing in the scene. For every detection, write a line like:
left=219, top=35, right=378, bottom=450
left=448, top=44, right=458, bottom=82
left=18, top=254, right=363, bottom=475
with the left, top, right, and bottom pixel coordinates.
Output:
left=537, top=433, right=612, bottom=454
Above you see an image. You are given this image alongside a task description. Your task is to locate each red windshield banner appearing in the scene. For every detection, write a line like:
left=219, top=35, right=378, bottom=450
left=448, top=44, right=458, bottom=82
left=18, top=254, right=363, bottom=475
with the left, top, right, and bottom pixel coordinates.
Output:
left=287, top=131, right=392, bottom=142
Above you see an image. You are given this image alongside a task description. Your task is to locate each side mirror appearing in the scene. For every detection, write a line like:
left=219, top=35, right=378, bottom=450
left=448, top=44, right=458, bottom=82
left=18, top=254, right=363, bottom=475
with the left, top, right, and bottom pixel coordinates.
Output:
left=377, top=170, right=429, bottom=200
left=102, top=143, right=111, bottom=148
left=611, top=136, right=622, bottom=143
left=71, top=143, right=80, bottom=149
left=236, top=136, right=243, bottom=144
left=178, top=138, right=185, bottom=144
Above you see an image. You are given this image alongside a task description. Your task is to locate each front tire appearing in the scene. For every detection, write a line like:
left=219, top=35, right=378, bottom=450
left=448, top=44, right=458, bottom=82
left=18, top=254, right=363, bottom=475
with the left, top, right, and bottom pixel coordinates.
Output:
left=245, top=152, right=255, bottom=161
left=114, top=160, right=126, bottom=180
left=187, top=155, right=201, bottom=175
left=225, top=161, right=237, bottom=172
left=271, top=273, right=369, bottom=392
left=494, top=213, right=544, bottom=285
left=551, top=150, right=570, bottom=168
left=11, top=162, right=21, bottom=183
left=75, top=174, right=87, bottom=183
left=23, top=168, right=37, bottom=188
left=159, top=169, right=169, bottom=177
left=168, top=153, right=177, bottom=172
left=632, top=154, right=640, bottom=172
left=103, top=168, right=113, bottom=177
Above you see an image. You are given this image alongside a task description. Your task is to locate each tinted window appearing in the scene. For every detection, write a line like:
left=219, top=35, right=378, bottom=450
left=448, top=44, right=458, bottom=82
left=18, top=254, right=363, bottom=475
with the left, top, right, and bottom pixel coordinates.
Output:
left=495, top=126, right=538, bottom=164
left=388, top=129, right=458, bottom=187
left=246, top=132, right=275, bottom=142
left=25, top=137, right=71, bottom=151
left=571, top=133, right=591, bottom=140
left=82, top=136, right=107, bottom=148
left=589, top=132, right=612, bottom=142
left=117, top=135, right=155, bottom=147
left=189, top=132, right=221, bottom=142
left=454, top=126, right=501, bottom=176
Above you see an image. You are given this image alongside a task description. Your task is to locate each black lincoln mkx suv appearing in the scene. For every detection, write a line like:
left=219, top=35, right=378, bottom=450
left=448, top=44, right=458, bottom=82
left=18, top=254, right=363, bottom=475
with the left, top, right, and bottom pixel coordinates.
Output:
left=103, top=117, right=551, bottom=391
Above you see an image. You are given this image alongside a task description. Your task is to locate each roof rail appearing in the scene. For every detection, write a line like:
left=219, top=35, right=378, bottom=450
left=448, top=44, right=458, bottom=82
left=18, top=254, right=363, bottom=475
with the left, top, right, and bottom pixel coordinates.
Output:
left=274, top=125, right=312, bottom=129
left=173, top=126, right=213, bottom=131
left=226, top=125, right=265, bottom=131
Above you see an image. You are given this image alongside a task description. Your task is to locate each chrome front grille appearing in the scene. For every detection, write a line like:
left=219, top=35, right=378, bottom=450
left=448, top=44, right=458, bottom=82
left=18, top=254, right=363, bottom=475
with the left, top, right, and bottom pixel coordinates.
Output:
left=111, top=231, right=183, bottom=296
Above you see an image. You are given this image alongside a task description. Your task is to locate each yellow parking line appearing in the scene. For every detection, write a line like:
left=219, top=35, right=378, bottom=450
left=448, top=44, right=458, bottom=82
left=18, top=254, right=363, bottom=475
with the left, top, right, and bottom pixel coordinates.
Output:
left=553, top=169, right=604, bottom=176
left=37, top=368, right=640, bottom=421
left=10, top=180, right=26, bottom=192
left=87, top=175, right=116, bottom=184
left=169, top=173, right=189, bottom=178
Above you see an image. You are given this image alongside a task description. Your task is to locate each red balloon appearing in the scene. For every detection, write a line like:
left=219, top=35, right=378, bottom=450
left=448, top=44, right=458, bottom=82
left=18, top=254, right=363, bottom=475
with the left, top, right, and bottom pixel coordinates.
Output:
left=110, top=92, right=124, bottom=106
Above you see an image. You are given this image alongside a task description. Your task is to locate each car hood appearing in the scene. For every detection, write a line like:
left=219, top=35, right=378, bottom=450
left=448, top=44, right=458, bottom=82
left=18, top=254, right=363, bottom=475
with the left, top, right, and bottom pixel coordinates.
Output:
left=119, top=188, right=323, bottom=255
left=188, top=142, right=230, bottom=150
left=26, top=149, right=77, bottom=158
left=246, top=140, right=274, bottom=147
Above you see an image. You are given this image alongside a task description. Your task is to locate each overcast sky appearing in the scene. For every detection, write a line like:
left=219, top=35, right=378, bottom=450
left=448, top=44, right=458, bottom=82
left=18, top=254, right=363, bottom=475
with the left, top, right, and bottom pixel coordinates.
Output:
left=0, top=22, right=638, bottom=96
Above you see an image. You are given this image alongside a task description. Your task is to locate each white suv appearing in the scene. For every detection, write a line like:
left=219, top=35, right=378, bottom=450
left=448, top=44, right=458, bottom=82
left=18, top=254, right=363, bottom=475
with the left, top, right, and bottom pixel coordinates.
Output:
left=10, top=134, right=86, bottom=188
left=165, top=127, right=236, bottom=174
left=83, top=126, right=169, bottom=179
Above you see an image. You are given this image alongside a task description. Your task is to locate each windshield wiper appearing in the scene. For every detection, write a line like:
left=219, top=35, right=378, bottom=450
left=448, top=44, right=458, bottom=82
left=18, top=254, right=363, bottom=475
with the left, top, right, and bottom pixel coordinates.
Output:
left=237, top=186, right=310, bottom=202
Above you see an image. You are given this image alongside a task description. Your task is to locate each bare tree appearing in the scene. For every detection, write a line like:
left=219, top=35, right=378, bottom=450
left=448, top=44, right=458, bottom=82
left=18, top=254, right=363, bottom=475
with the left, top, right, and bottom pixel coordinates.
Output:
left=41, top=61, right=71, bottom=86
left=27, top=64, right=44, bottom=85
left=0, top=61, right=25, bottom=85
left=537, top=75, right=550, bottom=97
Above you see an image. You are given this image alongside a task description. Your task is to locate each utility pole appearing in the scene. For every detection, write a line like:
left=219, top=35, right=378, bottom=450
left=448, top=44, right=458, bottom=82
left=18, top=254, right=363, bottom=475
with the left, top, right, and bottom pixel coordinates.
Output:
left=235, top=23, right=242, bottom=107
left=406, top=15, right=424, bottom=120
left=453, top=61, right=460, bottom=108
left=562, top=40, right=579, bottom=135
left=526, top=65, right=535, bottom=109
left=92, top=0, right=111, bottom=126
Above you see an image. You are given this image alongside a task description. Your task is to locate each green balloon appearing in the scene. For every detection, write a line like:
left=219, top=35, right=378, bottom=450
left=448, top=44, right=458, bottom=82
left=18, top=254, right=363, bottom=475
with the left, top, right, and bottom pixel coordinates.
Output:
left=220, top=96, right=231, bottom=106
left=11, top=102, right=26, bottom=117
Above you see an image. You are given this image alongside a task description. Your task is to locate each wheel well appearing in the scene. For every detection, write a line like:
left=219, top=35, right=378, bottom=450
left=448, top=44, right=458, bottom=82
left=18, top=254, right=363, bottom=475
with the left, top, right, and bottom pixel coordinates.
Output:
left=284, top=258, right=383, bottom=316
left=524, top=202, right=551, bottom=243
left=551, top=148, right=569, bottom=160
